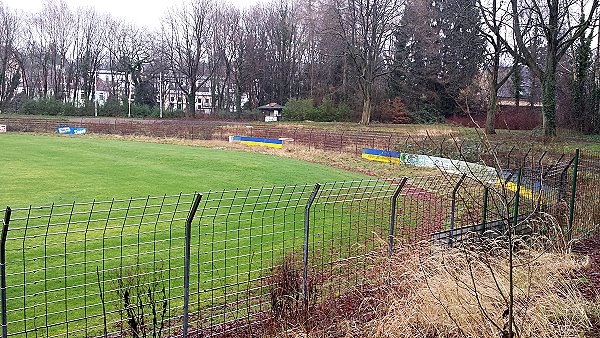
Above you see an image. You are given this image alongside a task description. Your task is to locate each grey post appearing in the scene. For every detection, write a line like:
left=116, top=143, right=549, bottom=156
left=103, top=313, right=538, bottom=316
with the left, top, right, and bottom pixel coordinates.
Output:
left=481, top=186, right=489, bottom=234
left=302, top=184, right=321, bottom=305
left=183, top=194, right=202, bottom=337
left=389, top=178, right=408, bottom=257
left=449, top=174, right=467, bottom=247
left=567, top=149, right=580, bottom=241
left=1, top=207, right=11, bottom=338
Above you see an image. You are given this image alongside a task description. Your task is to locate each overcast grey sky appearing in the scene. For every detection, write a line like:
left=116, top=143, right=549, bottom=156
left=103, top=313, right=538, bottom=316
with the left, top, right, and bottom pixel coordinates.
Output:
left=1, top=0, right=264, bottom=29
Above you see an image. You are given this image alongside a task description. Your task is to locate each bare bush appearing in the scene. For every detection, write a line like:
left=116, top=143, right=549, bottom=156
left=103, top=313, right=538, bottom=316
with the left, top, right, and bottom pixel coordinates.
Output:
left=362, top=237, right=593, bottom=338
left=113, top=265, right=168, bottom=338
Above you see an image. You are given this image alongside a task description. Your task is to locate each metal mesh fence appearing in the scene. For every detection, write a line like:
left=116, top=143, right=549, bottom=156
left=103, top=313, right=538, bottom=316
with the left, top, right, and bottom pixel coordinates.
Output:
left=3, top=173, right=539, bottom=338
left=2, top=161, right=593, bottom=336
left=2, top=194, right=196, bottom=337
left=2, top=179, right=425, bottom=337
left=570, top=150, right=600, bottom=238
left=0, top=126, right=597, bottom=336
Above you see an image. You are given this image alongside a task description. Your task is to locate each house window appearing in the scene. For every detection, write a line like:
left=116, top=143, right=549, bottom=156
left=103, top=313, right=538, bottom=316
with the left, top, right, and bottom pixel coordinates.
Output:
left=99, top=92, right=105, bottom=101
left=170, top=96, right=175, bottom=102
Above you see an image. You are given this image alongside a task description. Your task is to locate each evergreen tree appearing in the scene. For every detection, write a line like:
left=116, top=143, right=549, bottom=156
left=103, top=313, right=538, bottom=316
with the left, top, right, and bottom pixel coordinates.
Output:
left=512, top=63, right=523, bottom=106
left=570, top=29, right=593, bottom=132
left=389, top=0, right=484, bottom=116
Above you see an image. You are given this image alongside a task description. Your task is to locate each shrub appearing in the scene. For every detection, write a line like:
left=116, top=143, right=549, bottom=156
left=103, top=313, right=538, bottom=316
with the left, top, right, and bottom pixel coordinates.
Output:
left=382, top=97, right=412, bottom=123
left=284, top=98, right=352, bottom=122
left=20, top=98, right=78, bottom=116
left=409, top=108, right=445, bottom=124
left=285, top=98, right=315, bottom=121
left=313, top=98, right=352, bottom=122
left=112, top=265, right=168, bottom=338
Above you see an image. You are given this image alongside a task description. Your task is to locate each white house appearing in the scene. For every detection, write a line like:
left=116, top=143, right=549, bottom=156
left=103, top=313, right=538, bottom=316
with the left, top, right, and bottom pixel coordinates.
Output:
left=160, top=82, right=212, bottom=114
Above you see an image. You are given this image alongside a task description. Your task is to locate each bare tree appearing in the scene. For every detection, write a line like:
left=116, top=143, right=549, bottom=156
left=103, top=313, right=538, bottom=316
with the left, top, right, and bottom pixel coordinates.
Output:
left=508, top=0, right=599, bottom=138
left=0, top=3, right=20, bottom=108
left=28, top=0, right=74, bottom=100
left=71, top=8, right=108, bottom=105
left=477, top=0, right=516, bottom=134
left=105, top=19, right=153, bottom=105
left=161, top=0, right=215, bottom=116
left=210, top=4, right=241, bottom=112
left=329, top=0, right=403, bottom=124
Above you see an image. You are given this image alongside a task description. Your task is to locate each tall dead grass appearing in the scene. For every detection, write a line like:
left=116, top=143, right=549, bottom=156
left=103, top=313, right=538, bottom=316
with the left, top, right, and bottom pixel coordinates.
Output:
left=272, top=236, right=596, bottom=338
left=364, top=240, right=592, bottom=338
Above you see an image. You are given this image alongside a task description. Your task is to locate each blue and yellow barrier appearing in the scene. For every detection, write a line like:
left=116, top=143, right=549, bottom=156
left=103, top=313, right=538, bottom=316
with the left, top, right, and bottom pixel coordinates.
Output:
left=361, top=148, right=401, bottom=164
left=230, top=136, right=283, bottom=149
left=498, top=179, right=536, bottom=200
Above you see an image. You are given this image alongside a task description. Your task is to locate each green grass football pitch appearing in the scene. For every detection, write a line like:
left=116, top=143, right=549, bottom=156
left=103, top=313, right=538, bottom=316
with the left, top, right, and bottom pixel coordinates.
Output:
left=0, top=134, right=367, bottom=207
left=0, top=134, right=391, bottom=336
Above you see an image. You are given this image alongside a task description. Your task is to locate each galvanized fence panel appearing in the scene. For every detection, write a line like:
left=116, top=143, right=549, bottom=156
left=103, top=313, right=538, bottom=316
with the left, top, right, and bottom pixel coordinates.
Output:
left=2, top=194, right=196, bottom=337
left=0, top=148, right=596, bottom=337
left=394, top=176, right=457, bottom=243
left=1, top=179, right=415, bottom=337
left=571, top=150, right=600, bottom=239
left=307, top=180, right=399, bottom=298
left=186, top=184, right=313, bottom=336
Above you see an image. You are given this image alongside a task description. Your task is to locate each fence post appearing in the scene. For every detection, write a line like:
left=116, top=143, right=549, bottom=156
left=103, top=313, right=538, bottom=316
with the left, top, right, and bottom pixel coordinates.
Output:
left=506, top=167, right=522, bottom=338
left=481, top=186, right=489, bottom=234
left=521, top=148, right=531, bottom=169
left=389, top=178, right=408, bottom=257
left=449, top=174, right=467, bottom=247
left=507, top=146, right=515, bottom=169
left=568, top=149, right=580, bottom=241
left=1, top=207, right=12, bottom=338
left=302, top=184, right=321, bottom=305
left=183, top=194, right=202, bottom=337
left=512, top=168, right=522, bottom=231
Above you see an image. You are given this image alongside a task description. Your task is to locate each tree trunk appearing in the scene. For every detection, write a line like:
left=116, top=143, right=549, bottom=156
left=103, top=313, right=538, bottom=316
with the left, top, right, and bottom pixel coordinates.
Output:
left=361, top=90, right=372, bottom=125
left=235, top=87, right=242, bottom=116
left=541, top=68, right=557, bottom=138
left=486, top=90, right=498, bottom=134
left=188, top=92, right=196, bottom=117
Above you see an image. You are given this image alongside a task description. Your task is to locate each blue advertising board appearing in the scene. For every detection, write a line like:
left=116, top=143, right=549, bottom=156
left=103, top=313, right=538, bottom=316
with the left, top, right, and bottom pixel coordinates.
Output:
left=56, top=126, right=87, bottom=135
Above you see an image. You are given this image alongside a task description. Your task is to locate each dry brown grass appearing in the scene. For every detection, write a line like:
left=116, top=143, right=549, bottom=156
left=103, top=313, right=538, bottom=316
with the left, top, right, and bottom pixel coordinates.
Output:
left=367, top=243, right=592, bottom=338
left=270, top=238, right=597, bottom=338
left=250, top=122, right=463, bottom=137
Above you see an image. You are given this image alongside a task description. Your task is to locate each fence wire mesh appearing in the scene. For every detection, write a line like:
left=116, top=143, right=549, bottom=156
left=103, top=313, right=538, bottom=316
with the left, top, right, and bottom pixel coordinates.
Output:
left=2, top=179, right=428, bottom=337
left=0, top=123, right=598, bottom=337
